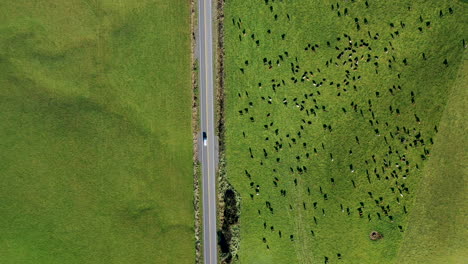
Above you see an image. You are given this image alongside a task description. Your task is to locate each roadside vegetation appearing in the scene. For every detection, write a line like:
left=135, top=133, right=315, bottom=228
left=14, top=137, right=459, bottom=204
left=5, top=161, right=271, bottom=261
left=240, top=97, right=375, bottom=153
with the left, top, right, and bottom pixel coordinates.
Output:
left=0, top=1, right=194, bottom=263
left=223, top=0, right=467, bottom=263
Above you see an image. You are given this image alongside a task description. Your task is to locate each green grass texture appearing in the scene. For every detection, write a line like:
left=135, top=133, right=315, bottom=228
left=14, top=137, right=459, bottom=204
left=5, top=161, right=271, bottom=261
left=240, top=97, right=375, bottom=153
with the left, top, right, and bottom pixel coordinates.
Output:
left=0, top=1, right=194, bottom=263
left=223, top=0, right=467, bottom=263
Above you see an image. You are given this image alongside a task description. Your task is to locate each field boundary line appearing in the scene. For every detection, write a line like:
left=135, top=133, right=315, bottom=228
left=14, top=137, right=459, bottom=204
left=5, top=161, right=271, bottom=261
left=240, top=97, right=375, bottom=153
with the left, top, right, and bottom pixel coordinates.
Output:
left=191, top=0, right=203, bottom=263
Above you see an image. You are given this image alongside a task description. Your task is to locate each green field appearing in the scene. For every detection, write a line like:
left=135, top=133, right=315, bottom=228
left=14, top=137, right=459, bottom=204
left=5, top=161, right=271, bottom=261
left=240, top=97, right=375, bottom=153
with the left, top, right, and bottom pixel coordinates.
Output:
left=223, top=0, right=467, bottom=263
left=0, top=1, right=194, bottom=263
left=396, top=50, right=467, bottom=264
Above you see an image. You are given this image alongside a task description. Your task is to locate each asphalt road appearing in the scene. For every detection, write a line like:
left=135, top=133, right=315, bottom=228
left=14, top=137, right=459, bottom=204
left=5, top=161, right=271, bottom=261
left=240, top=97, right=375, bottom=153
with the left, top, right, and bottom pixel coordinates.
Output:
left=198, top=0, right=218, bottom=263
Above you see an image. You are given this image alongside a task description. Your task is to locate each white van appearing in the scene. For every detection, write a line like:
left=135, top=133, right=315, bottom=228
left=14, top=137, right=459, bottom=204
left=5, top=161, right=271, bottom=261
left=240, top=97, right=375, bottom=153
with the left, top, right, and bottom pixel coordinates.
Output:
left=203, top=132, right=207, bottom=146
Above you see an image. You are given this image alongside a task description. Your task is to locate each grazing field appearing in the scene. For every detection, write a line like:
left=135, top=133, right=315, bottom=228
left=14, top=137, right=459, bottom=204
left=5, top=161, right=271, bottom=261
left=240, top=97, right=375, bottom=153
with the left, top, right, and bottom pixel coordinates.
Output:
left=223, top=0, right=467, bottom=263
left=0, top=1, right=194, bottom=264
left=396, top=59, right=467, bottom=264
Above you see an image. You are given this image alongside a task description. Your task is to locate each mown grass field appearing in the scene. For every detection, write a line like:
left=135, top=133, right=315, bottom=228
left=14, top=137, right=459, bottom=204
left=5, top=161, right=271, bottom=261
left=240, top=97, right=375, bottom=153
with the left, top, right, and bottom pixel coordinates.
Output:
left=0, top=1, right=194, bottom=263
left=223, top=0, right=467, bottom=263
left=396, top=57, right=467, bottom=264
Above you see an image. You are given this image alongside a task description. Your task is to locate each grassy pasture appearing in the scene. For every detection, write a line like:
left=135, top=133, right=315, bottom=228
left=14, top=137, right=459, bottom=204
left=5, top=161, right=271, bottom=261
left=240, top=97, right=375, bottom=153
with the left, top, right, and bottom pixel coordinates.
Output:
left=396, top=57, right=467, bottom=264
left=223, top=0, right=467, bottom=263
left=0, top=1, right=194, bottom=263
